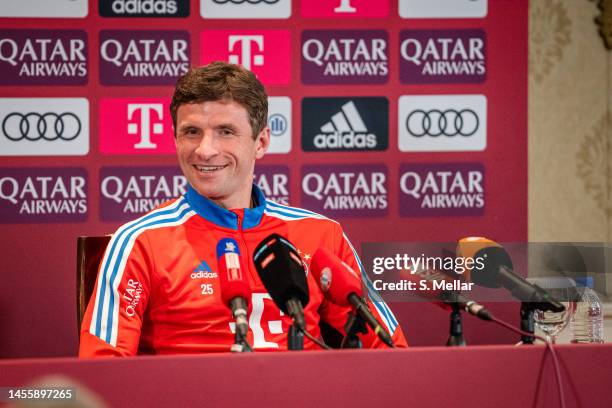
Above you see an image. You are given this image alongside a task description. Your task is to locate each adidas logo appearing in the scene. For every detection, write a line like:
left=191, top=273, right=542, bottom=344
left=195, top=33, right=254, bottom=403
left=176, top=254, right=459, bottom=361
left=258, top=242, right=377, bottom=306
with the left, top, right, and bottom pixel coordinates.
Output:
left=191, top=260, right=218, bottom=279
left=314, top=101, right=377, bottom=149
left=109, top=0, right=179, bottom=15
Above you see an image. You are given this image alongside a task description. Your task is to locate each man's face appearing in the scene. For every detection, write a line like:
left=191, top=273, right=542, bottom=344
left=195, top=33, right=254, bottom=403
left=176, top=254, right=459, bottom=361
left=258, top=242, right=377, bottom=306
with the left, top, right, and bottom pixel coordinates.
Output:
left=175, top=99, right=269, bottom=209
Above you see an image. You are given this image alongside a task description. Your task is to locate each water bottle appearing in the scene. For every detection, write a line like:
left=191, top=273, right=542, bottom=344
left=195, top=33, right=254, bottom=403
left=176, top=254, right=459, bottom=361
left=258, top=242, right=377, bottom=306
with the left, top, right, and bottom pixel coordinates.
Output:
left=570, top=277, right=604, bottom=343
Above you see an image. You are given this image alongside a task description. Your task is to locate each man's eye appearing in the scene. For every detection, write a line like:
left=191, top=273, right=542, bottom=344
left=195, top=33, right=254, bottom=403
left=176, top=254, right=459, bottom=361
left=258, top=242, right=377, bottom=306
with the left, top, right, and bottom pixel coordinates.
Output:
left=220, top=128, right=234, bottom=136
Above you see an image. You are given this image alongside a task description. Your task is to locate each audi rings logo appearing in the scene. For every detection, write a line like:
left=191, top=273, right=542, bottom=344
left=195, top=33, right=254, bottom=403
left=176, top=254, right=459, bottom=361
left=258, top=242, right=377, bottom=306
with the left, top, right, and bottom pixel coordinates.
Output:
left=398, top=95, right=487, bottom=152
left=201, top=0, right=289, bottom=18
left=2, top=112, right=82, bottom=141
left=406, top=109, right=479, bottom=137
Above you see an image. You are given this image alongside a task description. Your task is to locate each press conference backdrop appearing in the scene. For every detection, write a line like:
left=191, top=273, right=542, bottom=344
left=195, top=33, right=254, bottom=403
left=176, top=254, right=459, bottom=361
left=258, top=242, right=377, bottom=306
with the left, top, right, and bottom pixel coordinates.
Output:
left=0, top=0, right=527, bottom=358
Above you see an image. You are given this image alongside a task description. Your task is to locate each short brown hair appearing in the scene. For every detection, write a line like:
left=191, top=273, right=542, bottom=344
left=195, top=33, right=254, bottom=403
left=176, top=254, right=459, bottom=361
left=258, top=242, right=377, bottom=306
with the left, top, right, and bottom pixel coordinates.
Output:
left=170, top=61, right=268, bottom=139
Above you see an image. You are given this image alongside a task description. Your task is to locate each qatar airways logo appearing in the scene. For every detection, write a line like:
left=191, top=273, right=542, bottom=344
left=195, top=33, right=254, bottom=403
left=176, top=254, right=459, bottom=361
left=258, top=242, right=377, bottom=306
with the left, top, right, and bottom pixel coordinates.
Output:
left=201, top=30, right=291, bottom=85
left=99, top=30, right=190, bottom=85
left=301, top=164, right=388, bottom=218
left=399, top=163, right=485, bottom=217
left=400, top=29, right=486, bottom=84
left=255, top=165, right=290, bottom=205
left=301, top=0, right=388, bottom=18
left=0, top=30, right=88, bottom=86
left=301, top=30, right=388, bottom=84
left=99, top=98, right=175, bottom=155
left=0, top=168, right=88, bottom=223
left=100, top=167, right=187, bottom=221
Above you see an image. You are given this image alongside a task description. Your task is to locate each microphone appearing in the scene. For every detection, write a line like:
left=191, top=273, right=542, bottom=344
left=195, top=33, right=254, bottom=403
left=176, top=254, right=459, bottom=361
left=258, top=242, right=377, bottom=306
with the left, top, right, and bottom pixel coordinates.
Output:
left=253, top=233, right=309, bottom=330
left=405, top=267, right=493, bottom=321
left=216, top=237, right=251, bottom=344
left=457, top=237, right=565, bottom=312
left=310, top=247, right=395, bottom=347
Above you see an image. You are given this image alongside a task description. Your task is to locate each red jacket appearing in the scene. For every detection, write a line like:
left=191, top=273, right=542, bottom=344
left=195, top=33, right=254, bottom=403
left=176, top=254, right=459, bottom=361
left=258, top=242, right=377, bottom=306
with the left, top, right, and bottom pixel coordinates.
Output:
left=80, top=185, right=406, bottom=356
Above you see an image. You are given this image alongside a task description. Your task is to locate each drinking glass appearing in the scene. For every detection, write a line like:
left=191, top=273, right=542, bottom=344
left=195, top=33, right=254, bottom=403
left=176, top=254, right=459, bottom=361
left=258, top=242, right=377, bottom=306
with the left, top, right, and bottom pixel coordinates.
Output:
left=526, top=277, right=577, bottom=344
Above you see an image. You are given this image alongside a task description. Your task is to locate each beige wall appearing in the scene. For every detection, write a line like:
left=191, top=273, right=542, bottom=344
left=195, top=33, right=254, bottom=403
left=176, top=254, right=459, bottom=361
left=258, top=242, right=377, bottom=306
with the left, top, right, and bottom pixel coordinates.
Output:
left=529, top=0, right=610, bottom=242
left=529, top=0, right=612, bottom=339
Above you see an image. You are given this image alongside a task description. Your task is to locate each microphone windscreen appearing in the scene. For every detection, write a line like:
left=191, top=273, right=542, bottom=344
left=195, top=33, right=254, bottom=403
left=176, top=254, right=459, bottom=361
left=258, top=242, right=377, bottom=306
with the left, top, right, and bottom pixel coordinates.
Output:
left=458, top=237, right=514, bottom=288
left=310, top=247, right=363, bottom=307
left=471, top=246, right=513, bottom=288
left=216, top=237, right=251, bottom=307
left=253, top=233, right=309, bottom=313
left=457, top=237, right=508, bottom=285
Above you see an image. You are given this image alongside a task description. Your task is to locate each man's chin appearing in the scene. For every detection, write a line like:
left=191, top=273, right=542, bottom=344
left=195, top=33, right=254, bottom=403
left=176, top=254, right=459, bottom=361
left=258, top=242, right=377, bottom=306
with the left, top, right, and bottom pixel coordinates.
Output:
left=192, top=185, right=221, bottom=199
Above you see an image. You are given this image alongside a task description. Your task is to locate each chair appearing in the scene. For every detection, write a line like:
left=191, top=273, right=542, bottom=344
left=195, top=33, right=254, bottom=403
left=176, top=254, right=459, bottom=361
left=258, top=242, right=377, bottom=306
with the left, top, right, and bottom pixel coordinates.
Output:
left=76, top=236, right=111, bottom=334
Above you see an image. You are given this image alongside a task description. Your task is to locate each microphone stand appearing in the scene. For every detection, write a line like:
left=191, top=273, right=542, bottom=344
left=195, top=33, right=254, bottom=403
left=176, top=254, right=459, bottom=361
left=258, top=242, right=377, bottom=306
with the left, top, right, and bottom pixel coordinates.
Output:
left=230, top=328, right=253, bottom=353
left=519, top=302, right=535, bottom=344
left=230, top=321, right=253, bottom=353
left=288, top=324, right=304, bottom=350
left=287, top=299, right=305, bottom=350
left=342, top=312, right=367, bottom=349
left=446, top=303, right=466, bottom=346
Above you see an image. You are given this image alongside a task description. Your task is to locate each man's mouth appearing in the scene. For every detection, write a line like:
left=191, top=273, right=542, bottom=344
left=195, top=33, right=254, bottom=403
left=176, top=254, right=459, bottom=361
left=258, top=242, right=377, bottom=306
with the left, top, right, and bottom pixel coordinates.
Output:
left=193, top=164, right=228, bottom=173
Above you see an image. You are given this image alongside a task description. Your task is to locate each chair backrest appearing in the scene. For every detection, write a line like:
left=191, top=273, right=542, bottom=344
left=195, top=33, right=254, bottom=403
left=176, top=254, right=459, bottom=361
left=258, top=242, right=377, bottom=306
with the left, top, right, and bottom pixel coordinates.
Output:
left=76, top=235, right=111, bottom=334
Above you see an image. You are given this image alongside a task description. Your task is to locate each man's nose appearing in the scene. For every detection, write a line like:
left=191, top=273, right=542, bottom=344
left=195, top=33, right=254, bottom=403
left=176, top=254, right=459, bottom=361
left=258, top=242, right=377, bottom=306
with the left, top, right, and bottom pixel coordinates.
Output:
left=194, top=132, right=218, bottom=160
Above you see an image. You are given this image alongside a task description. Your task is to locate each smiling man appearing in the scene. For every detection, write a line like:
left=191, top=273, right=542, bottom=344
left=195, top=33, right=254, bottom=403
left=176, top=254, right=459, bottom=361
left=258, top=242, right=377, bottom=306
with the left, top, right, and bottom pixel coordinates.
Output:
left=79, top=62, right=406, bottom=356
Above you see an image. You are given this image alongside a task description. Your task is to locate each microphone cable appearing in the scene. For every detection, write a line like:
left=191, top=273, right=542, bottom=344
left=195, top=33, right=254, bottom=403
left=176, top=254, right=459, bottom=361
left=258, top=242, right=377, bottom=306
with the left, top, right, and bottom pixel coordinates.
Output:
left=489, top=315, right=566, bottom=408
left=302, top=327, right=332, bottom=350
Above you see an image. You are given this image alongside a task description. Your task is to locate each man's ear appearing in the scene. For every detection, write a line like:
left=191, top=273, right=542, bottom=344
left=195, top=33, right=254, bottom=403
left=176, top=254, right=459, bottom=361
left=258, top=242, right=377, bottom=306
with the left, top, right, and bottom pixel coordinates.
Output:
left=255, top=126, right=270, bottom=159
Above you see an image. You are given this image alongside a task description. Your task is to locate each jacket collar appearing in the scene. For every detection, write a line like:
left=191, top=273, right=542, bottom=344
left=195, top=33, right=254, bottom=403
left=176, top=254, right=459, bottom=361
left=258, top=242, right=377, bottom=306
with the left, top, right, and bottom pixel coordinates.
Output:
left=184, top=184, right=266, bottom=230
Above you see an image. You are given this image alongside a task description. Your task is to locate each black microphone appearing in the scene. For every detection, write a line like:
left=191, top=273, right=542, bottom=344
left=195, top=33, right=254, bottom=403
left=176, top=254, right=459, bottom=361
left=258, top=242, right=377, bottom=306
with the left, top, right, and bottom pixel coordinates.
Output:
left=457, top=238, right=565, bottom=313
left=408, top=267, right=493, bottom=321
left=253, top=233, right=309, bottom=330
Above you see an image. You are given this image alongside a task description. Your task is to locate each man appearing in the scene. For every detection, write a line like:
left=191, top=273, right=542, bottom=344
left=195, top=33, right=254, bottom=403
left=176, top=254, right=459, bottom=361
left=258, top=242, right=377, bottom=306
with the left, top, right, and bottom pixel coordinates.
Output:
left=79, top=62, right=406, bottom=356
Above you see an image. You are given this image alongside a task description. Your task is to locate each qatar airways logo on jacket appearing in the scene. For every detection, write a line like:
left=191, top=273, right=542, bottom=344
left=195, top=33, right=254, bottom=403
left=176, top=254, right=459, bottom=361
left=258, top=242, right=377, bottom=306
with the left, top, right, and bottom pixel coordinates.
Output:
left=99, top=30, right=190, bottom=85
left=0, top=168, right=88, bottom=223
left=255, top=165, right=290, bottom=205
left=0, top=30, right=88, bottom=86
left=301, top=30, right=388, bottom=84
left=200, top=30, right=291, bottom=85
left=99, top=98, right=175, bottom=155
left=399, top=163, right=485, bottom=217
left=400, top=29, right=486, bottom=84
left=301, top=164, right=387, bottom=218
left=100, top=167, right=187, bottom=221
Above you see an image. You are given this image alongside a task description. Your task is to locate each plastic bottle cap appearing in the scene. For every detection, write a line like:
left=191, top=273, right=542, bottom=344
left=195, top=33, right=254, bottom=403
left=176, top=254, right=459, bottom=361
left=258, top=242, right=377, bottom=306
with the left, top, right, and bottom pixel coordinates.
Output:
left=573, top=276, right=594, bottom=288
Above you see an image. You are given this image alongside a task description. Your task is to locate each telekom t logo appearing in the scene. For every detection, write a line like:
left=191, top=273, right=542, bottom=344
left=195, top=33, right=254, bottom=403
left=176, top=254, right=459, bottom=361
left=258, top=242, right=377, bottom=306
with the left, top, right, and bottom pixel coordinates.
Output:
left=334, top=0, right=356, bottom=13
left=99, top=98, right=175, bottom=155
left=201, top=30, right=291, bottom=85
left=127, top=104, right=164, bottom=149
left=229, top=293, right=284, bottom=349
left=228, top=35, right=264, bottom=70
left=301, top=0, right=387, bottom=18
